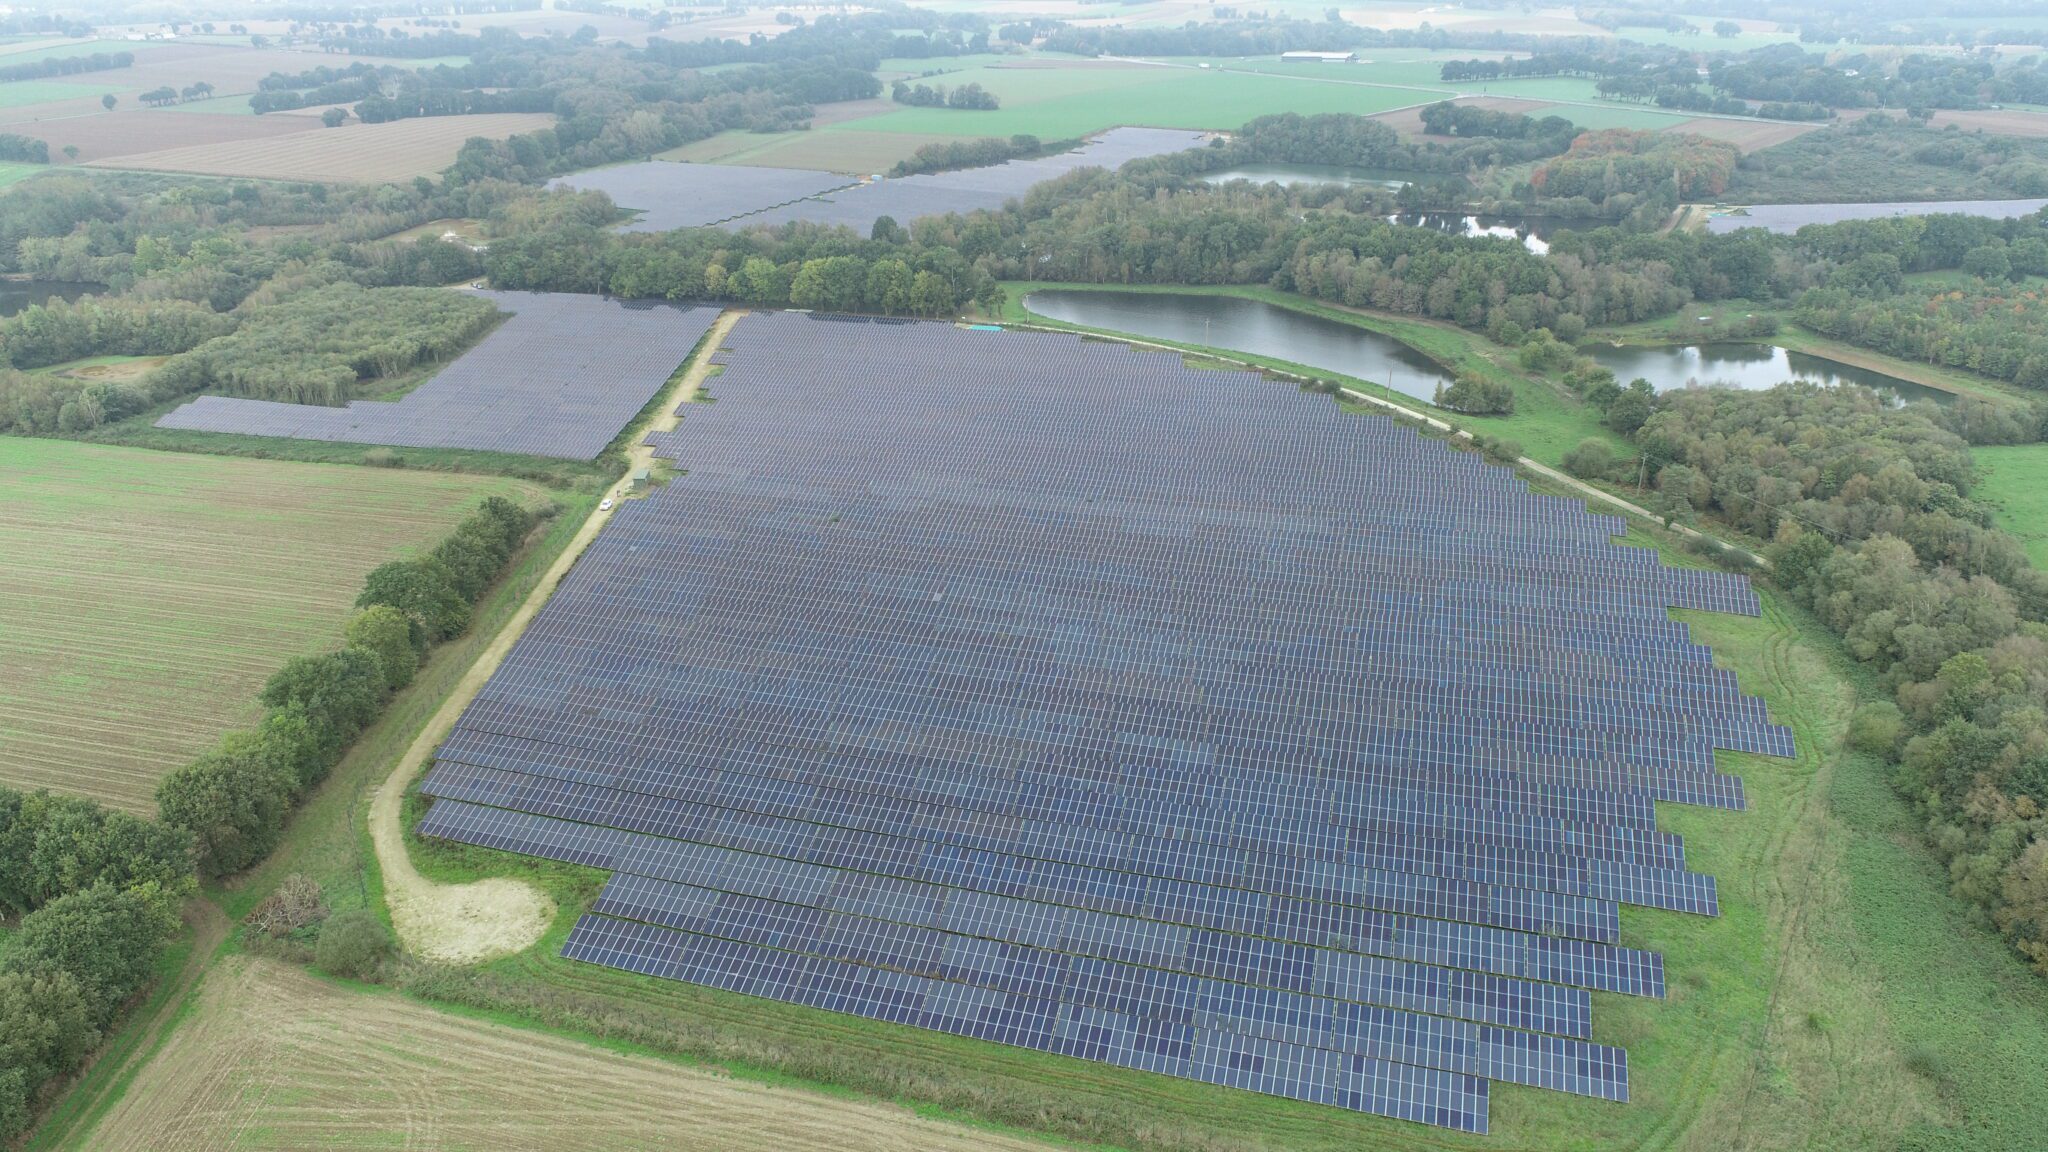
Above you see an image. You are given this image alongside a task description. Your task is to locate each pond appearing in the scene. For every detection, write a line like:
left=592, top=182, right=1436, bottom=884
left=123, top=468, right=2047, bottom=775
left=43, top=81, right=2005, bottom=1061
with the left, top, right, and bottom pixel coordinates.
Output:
left=0, top=280, right=102, bottom=318
left=1386, top=213, right=1560, bottom=254
left=1704, top=198, right=2048, bottom=235
left=1201, top=163, right=1419, bottom=189
left=1589, top=342, right=1954, bottom=405
left=1022, top=289, right=1454, bottom=404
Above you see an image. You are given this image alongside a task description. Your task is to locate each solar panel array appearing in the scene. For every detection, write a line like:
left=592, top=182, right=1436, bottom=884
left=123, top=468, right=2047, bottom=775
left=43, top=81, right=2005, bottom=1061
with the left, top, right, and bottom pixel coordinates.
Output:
left=546, top=163, right=859, bottom=231
left=419, top=313, right=1791, bottom=1134
left=153, top=293, right=719, bottom=460
left=551, top=128, right=1208, bottom=234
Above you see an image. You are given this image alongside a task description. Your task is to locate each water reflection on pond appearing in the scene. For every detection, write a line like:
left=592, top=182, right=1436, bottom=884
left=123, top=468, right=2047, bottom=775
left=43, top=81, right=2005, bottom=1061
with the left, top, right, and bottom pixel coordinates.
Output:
left=1023, top=289, right=1454, bottom=403
left=1589, top=342, right=1953, bottom=405
left=1386, top=213, right=1558, bottom=254
left=0, top=280, right=101, bottom=317
left=1202, top=164, right=1419, bottom=189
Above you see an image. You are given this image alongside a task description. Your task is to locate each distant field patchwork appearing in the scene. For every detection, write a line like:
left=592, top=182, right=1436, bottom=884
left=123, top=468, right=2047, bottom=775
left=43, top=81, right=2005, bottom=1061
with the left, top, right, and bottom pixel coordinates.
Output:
left=0, top=439, right=542, bottom=812
left=88, top=111, right=555, bottom=181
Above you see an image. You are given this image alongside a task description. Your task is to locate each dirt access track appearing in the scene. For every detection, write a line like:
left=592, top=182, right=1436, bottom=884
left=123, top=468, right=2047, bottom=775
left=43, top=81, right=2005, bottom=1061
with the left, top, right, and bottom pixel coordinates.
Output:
left=81, top=955, right=1055, bottom=1152
left=370, top=310, right=741, bottom=965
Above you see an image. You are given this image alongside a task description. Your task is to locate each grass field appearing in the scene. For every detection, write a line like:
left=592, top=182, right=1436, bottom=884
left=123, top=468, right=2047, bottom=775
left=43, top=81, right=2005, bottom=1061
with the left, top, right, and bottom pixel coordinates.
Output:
left=88, top=111, right=555, bottom=182
left=847, top=65, right=1434, bottom=137
left=1973, top=444, right=2048, bottom=567
left=0, top=161, right=44, bottom=188
left=0, top=438, right=544, bottom=812
left=0, top=79, right=122, bottom=108
left=81, top=956, right=1053, bottom=1152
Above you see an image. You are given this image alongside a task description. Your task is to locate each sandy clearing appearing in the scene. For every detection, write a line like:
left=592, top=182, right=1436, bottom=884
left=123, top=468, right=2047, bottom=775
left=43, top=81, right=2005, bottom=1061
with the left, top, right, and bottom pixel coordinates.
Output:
left=81, top=955, right=1056, bottom=1152
left=371, top=310, right=741, bottom=965
left=88, top=111, right=555, bottom=181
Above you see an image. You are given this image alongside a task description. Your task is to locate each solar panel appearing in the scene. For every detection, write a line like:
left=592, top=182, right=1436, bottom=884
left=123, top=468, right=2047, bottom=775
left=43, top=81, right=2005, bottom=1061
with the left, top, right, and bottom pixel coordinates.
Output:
left=418, top=313, right=1792, bottom=1133
left=549, top=128, right=1209, bottom=234
left=153, top=293, right=718, bottom=460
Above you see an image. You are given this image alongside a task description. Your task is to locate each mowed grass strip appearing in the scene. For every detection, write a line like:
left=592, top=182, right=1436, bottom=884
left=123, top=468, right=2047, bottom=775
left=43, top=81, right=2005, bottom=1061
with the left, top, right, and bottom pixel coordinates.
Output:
left=87, top=111, right=556, bottom=182
left=0, top=439, right=542, bottom=812
left=81, top=955, right=1060, bottom=1152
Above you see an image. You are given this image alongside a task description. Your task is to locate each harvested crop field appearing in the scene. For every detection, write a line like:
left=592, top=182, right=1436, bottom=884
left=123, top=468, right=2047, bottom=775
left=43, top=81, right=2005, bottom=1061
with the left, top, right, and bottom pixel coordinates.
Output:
left=0, top=439, right=542, bottom=812
left=83, top=956, right=1056, bottom=1152
left=9, top=108, right=317, bottom=163
left=1929, top=107, right=2048, bottom=138
left=1661, top=116, right=1824, bottom=150
left=89, top=112, right=556, bottom=182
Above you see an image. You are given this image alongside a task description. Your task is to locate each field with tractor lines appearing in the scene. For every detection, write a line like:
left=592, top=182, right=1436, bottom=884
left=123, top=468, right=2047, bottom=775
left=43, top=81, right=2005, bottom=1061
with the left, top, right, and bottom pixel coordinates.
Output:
left=0, top=439, right=543, bottom=812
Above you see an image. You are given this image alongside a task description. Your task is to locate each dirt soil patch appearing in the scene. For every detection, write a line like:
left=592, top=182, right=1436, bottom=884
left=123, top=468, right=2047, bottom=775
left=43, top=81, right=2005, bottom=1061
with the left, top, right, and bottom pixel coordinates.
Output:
left=8, top=108, right=316, bottom=163
left=89, top=112, right=556, bottom=182
left=1929, top=107, right=2048, bottom=138
left=1662, top=116, right=1824, bottom=150
left=81, top=955, right=1055, bottom=1152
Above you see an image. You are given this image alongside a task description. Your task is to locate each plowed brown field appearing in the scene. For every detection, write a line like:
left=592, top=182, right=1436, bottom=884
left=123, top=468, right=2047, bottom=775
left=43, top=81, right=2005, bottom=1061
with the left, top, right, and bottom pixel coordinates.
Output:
left=89, top=112, right=555, bottom=182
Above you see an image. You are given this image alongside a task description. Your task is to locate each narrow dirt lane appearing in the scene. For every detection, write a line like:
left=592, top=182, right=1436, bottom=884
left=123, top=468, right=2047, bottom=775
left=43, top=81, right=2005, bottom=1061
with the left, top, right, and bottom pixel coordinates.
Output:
left=370, top=310, right=742, bottom=963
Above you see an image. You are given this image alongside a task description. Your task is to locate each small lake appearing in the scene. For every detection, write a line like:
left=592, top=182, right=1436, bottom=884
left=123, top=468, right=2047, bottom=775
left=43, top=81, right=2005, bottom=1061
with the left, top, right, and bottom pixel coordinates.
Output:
left=1387, top=213, right=1559, bottom=254
left=0, top=280, right=101, bottom=318
left=1202, top=164, right=1418, bottom=189
left=1590, top=342, right=1953, bottom=405
left=1704, top=198, right=2048, bottom=235
left=1023, top=289, right=1454, bottom=403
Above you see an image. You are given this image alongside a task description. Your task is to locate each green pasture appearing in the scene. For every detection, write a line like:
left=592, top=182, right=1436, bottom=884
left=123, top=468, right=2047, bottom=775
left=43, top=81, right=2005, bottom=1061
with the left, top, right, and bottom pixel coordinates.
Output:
left=0, top=78, right=124, bottom=108
left=1974, top=444, right=2048, bottom=567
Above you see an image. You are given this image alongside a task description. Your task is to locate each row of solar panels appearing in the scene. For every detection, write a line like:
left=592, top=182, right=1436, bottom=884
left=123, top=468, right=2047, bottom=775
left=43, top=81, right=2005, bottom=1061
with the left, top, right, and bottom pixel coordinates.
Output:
left=154, top=294, right=719, bottom=460
left=422, top=313, right=1791, bottom=1133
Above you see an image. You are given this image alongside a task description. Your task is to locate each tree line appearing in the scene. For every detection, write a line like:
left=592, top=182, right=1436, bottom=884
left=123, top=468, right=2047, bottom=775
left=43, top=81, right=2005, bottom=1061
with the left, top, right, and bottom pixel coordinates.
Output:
left=0, top=50, right=131, bottom=85
left=890, top=79, right=999, bottom=110
left=157, top=496, right=541, bottom=877
left=1597, top=385, right=2048, bottom=977
left=0, top=791, right=193, bottom=1138
left=889, top=134, right=1077, bottom=178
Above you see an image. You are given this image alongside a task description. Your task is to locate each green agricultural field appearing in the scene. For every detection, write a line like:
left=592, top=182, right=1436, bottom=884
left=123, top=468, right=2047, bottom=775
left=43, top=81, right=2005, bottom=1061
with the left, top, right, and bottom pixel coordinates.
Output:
left=0, top=161, right=44, bottom=188
left=1974, top=443, right=2048, bottom=567
left=0, top=79, right=123, bottom=108
left=848, top=64, right=1436, bottom=137
left=0, top=438, right=544, bottom=813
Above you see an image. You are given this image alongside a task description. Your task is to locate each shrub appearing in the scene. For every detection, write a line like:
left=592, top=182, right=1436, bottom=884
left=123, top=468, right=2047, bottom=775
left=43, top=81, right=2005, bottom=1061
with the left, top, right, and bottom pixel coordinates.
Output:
left=1561, top=438, right=1616, bottom=480
left=315, top=909, right=392, bottom=980
left=1433, top=373, right=1516, bottom=415
left=248, top=874, right=330, bottom=938
left=1847, top=702, right=1906, bottom=757
left=346, top=605, right=418, bottom=690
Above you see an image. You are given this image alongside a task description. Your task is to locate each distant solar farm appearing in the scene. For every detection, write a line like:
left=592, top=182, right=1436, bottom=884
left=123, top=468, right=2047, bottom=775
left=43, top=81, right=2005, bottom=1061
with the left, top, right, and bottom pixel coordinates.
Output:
left=552, top=127, right=1208, bottom=233
left=154, top=293, right=720, bottom=460
left=416, top=313, right=1792, bottom=1133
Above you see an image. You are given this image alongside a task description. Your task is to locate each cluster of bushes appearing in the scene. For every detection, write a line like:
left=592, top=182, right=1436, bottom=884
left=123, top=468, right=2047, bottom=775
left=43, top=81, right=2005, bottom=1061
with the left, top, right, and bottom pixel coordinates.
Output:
left=157, top=497, right=541, bottom=877
left=0, top=134, right=48, bottom=164
left=147, top=283, right=499, bottom=408
left=1616, top=385, right=2048, bottom=973
left=889, top=134, right=1075, bottom=178
left=890, top=79, right=999, bottom=110
left=0, top=789, right=194, bottom=1138
left=1797, top=283, right=2048, bottom=390
left=1528, top=130, right=1740, bottom=217
left=1417, top=101, right=1574, bottom=142
left=1432, top=373, right=1515, bottom=415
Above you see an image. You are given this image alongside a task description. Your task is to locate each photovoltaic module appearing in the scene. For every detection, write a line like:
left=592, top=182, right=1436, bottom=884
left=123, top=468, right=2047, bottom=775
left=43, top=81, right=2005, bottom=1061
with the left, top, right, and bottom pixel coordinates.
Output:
left=153, top=292, right=719, bottom=460
left=417, top=311, right=1793, bottom=1133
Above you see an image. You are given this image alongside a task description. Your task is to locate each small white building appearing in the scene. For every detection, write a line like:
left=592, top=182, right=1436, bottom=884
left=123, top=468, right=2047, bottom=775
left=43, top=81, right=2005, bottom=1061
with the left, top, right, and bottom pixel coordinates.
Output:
left=1280, top=50, right=1356, bottom=63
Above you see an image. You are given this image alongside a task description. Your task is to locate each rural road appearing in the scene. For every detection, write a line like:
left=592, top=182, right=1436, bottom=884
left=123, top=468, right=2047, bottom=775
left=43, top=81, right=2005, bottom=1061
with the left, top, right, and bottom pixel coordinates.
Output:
left=368, top=309, right=742, bottom=964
